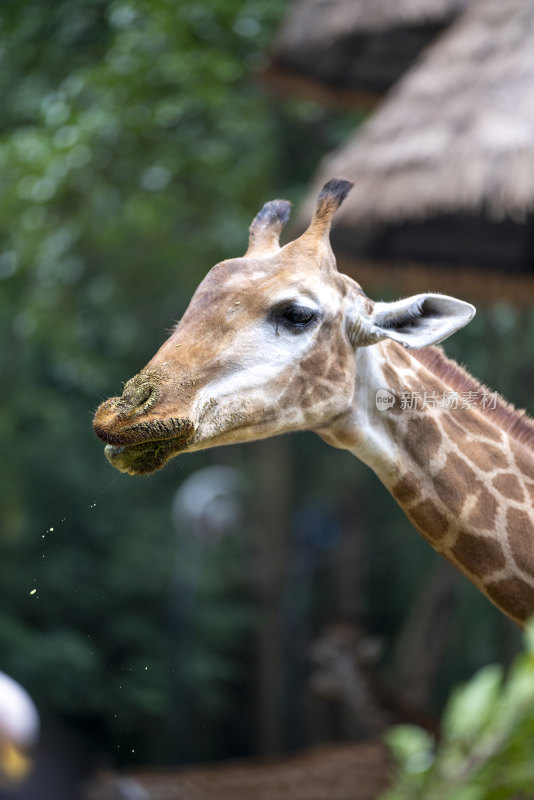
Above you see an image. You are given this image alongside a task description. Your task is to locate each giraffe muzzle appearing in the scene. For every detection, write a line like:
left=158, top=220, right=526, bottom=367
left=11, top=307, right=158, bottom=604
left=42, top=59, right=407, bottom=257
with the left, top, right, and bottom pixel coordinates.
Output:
left=93, top=379, right=196, bottom=474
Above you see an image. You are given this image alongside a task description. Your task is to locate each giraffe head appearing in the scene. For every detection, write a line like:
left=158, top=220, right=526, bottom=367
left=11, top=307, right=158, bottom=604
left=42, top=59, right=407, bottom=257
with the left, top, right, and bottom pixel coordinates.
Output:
left=93, top=179, right=475, bottom=475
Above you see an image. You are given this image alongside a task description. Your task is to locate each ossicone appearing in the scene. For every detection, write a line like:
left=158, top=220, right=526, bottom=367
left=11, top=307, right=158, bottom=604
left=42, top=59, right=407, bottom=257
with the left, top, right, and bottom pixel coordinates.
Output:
left=246, top=198, right=292, bottom=256
left=305, top=178, right=354, bottom=241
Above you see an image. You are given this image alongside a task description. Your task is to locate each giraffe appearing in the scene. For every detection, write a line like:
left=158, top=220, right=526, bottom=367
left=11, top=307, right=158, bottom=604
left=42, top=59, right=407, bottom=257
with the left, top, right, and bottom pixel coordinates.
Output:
left=93, top=179, right=534, bottom=627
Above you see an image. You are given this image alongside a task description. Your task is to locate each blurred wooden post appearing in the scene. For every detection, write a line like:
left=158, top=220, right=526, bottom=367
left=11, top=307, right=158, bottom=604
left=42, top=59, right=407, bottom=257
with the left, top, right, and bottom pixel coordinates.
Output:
left=393, top=560, right=458, bottom=708
left=330, top=483, right=367, bottom=624
left=252, top=436, right=292, bottom=755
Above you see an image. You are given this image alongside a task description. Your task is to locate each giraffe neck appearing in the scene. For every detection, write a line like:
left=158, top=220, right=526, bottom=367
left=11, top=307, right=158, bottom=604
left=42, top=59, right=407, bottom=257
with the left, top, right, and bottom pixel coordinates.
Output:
left=326, top=341, right=534, bottom=626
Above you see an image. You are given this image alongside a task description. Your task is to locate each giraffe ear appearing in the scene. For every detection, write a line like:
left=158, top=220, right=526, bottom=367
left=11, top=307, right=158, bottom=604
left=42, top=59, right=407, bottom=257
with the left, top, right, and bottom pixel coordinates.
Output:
left=365, top=293, right=476, bottom=349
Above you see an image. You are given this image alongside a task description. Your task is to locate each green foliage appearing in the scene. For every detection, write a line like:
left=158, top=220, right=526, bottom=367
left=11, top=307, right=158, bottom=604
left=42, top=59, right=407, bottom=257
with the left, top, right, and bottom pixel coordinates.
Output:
left=381, top=620, right=534, bottom=800
left=0, top=0, right=359, bottom=764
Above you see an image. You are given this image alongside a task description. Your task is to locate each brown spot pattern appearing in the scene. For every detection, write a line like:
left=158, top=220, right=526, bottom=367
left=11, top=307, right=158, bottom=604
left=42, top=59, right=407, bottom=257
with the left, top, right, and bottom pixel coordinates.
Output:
left=466, top=442, right=510, bottom=473
left=404, top=375, right=444, bottom=398
left=512, top=441, right=534, bottom=481
left=458, top=410, right=503, bottom=443
left=392, top=473, right=419, bottom=506
left=493, top=473, right=525, bottom=502
left=434, top=453, right=477, bottom=515
left=326, top=363, right=345, bottom=384
left=403, top=417, right=442, bottom=469
left=279, top=374, right=307, bottom=408
left=301, top=352, right=328, bottom=376
left=467, top=485, right=497, bottom=531
left=486, top=577, right=534, bottom=622
left=409, top=500, right=449, bottom=541
left=308, top=382, right=333, bottom=403
left=425, top=376, right=448, bottom=397
left=441, top=413, right=467, bottom=441
left=411, top=346, right=534, bottom=456
left=507, top=507, right=534, bottom=577
left=441, top=407, right=503, bottom=444
left=451, top=531, right=505, bottom=578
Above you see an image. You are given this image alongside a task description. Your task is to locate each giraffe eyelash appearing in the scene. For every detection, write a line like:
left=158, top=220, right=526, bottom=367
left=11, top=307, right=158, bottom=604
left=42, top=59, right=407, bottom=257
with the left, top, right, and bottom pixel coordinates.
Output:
left=270, top=303, right=320, bottom=334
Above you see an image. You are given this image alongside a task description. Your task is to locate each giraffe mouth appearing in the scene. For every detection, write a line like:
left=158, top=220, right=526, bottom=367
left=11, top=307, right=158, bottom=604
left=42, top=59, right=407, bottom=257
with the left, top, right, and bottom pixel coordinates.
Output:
left=104, top=438, right=185, bottom=475
left=95, top=418, right=196, bottom=475
left=104, top=432, right=194, bottom=475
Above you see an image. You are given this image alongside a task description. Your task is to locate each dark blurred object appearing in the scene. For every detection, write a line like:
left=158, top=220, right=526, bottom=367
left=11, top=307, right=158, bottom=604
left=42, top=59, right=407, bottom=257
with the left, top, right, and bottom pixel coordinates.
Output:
left=392, top=562, right=458, bottom=709
left=307, top=624, right=389, bottom=739
left=296, top=0, right=534, bottom=305
left=305, top=562, right=458, bottom=742
left=252, top=438, right=293, bottom=756
left=306, top=624, right=437, bottom=741
left=84, top=742, right=390, bottom=800
left=264, top=0, right=468, bottom=107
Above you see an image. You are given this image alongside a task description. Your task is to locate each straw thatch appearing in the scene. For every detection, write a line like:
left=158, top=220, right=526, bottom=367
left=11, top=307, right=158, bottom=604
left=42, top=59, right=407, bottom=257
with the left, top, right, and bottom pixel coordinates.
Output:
left=293, top=0, right=534, bottom=300
left=276, top=0, right=468, bottom=40
left=265, top=0, right=468, bottom=104
left=302, top=0, right=534, bottom=225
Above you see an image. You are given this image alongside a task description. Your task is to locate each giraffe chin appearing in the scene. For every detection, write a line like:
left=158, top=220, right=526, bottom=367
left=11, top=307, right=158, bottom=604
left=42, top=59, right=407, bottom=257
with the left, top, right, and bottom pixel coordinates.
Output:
left=104, top=436, right=191, bottom=475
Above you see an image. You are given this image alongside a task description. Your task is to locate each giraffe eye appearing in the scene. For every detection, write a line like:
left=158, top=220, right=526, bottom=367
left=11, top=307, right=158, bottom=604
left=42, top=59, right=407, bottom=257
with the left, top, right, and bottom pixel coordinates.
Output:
left=279, top=304, right=317, bottom=328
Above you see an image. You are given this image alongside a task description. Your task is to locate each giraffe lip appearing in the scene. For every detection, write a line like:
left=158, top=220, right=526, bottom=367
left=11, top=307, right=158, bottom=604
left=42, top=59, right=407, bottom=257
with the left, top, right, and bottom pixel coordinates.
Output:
left=99, top=418, right=196, bottom=474
left=104, top=434, right=192, bottom=475
left=94, top=412, right=196, bottom=445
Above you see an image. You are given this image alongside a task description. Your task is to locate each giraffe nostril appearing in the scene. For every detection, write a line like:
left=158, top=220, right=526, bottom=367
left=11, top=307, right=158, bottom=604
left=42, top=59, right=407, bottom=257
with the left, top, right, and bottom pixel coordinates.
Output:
left=118, top=368, right=165, bottom=417
left=119, top=383, right=158, bottom=416
left=135, top=386, right=152, bottom=408
left=131, top=385, right=157, bottom=414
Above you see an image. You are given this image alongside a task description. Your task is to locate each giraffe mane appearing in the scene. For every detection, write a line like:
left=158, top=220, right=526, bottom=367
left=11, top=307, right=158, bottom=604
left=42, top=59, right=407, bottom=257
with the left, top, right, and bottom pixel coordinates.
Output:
left=411, top=346, right=534, bottom=451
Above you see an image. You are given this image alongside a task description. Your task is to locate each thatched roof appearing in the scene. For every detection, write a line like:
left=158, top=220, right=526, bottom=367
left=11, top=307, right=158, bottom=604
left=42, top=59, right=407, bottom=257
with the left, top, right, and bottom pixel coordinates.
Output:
left=265, top=0, right=468, bottom=105
left=303, top=0, right=534, bottom=224
left=296, top=0, right=534, bottom=301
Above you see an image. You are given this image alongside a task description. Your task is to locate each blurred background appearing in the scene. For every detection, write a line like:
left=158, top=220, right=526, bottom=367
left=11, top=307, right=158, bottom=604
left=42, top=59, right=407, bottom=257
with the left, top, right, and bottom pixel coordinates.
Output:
left=0, top=0, right=533, bottom=796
